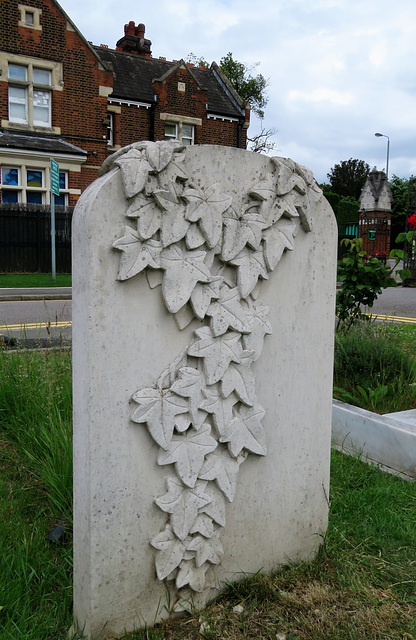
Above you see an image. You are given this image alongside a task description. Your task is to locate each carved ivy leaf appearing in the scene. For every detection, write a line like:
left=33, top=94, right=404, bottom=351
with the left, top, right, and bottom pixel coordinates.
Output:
left=242, top=304, right=272, bottom=361
left=275, top=158, right=307, bottom=196
left=113, top=227, right=162, bottom=280
left=189, top=514, right=215, bottom=538
left=186, top=529, right=224, bottom=567
left=154, top=189, right=190, bottom=248
left=125, top=193, right=162, bottom=240
left=187, top=326, right=243, bottom=385
left=145, top=140, right=181, bottom=173
left=199, top=446, right=246, bottom=502
left=176, top=559, right=210, bottom=592
left=229, top=247, right=269, bottom=299
left=157, top=424, right=217, bottom=488
left=155, top=477, right=212, bottom=541
left=200, top=483, right=227, bottom=527
left=115, top=149, right=153, bottom=198
left=221, top=205, right=268, bottom=261
left=220, top=350, right=256, bottom=406
left=131, top=388, right=188, bottom=450
left=175, top=413, right=192, bottom=433
left=249, top=175, right=283, bottom=227
left=206, top=286, right=253, bottom=337
left=160, top=246, right=211, bottom=314
left=150, top=526, right=188, bottom=580
left=199, top=386, right=238, bottom=437
left=263, top=219, right=297, bottom=272
left=146, top=269, right=163, bottom=289
left=171, top=367, right=207, bottom=429
left=185, top=223, right=206, bottom=250
left=190, top=277, right=222, bottom=320
left=184, top=183, right=232, bottom=249
left=219, top=403, right=267, bottom=458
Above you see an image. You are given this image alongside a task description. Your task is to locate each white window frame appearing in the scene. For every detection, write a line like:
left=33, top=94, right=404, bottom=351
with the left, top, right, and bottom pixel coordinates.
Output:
left=8, top=63, right=51, bottom=128
left=107, top=112, right=114, bottom=146
left=164, top=121, right=195, bottom=145
left=18, top=4, right=42, bottom=30
left=1, top=165, right=48, bottom=204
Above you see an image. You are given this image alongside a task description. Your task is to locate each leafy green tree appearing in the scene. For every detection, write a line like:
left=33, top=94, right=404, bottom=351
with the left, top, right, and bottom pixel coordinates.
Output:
left=219, top=52, right=268, bottom=119
left=327, top=158, right=370, bottom=200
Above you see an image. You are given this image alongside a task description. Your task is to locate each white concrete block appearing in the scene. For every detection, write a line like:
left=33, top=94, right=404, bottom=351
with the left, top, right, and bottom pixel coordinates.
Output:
left=332, top=400, right=416, bottom=477
left=72, top=142, right=337, bottom=638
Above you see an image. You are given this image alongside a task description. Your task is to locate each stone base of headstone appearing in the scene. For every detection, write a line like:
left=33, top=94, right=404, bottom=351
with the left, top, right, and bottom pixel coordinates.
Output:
left=72, top=143, right=337, bottom=639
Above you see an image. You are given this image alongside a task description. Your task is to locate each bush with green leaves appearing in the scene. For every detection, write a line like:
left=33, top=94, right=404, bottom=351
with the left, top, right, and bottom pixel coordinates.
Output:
left=336, top=238, right=403, bottom=331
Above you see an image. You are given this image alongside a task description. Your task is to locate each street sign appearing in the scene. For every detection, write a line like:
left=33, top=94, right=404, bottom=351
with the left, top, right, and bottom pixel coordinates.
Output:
left=50, top=158, right=60, bottom=196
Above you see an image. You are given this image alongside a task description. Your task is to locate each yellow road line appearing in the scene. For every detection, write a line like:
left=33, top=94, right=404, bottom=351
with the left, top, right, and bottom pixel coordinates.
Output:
left=0, top=320, right=72, bottom=331
left=369, top=313, right=416, bottom=324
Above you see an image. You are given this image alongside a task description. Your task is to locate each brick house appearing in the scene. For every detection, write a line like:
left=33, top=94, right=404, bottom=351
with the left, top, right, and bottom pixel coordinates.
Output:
left=0, top=0, right=250, bottom=208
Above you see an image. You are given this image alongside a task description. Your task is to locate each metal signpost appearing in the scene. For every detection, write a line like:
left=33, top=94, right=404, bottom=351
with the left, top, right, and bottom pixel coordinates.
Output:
left=50, top=158, right=59, bottom=281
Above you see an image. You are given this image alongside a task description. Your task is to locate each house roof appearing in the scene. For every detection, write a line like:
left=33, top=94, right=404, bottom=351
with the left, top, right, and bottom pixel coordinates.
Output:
left=0, top=131, right=87, bottom=156
left=93, top=47, right=246, bottom=119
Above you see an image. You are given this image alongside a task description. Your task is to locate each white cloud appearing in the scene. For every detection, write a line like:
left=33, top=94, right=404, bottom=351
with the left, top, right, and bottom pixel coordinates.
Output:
left=288, top=88, right=353, bottom=106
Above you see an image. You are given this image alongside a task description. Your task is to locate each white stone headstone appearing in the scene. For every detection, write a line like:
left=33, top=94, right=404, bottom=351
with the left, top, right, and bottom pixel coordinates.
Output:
left=72, top=142, right=337, bottom=639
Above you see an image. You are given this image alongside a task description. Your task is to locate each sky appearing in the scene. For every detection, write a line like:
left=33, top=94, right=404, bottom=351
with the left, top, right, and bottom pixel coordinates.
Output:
left=58, top=0, right=416, bottom=184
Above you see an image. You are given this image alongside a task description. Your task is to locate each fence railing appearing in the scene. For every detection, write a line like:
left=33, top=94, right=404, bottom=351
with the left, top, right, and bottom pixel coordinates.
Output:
left=0, top=203, right=73, bottom=273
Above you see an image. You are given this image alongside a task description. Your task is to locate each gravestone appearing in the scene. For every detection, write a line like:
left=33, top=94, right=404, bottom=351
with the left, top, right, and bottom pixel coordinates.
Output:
left=72, top=142, right=337, bottom=639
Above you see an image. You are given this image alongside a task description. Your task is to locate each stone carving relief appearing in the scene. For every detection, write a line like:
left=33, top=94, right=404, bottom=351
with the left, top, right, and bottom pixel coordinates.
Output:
left=107, top=140, right=317, bottom=602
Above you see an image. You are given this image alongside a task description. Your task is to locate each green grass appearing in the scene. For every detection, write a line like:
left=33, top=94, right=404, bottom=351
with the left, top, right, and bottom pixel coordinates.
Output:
left=0, top=347, right=415, bottom=639
left=334, top=322, right=416, bottom=413
left=0, top=273, right=71, bottom=288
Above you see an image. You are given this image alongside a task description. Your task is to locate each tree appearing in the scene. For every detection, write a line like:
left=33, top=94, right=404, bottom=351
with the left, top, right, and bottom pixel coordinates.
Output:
left=327, top=158, right=370, bottom=200
left=219, top=52, right=268, bottom=119
left=247, top=121, right=277, bottom=154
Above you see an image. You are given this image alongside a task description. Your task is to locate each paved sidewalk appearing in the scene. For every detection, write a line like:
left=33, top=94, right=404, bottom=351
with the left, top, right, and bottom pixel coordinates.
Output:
left=0, top=287, right=71, bottom=301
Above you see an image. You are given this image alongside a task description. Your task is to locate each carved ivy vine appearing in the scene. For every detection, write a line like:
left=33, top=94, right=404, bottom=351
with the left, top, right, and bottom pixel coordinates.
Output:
left=109, top=140, right=316, bottom=602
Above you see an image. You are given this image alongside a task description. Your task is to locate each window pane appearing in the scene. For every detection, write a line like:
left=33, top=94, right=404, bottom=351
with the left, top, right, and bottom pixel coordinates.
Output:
left=27, top=169, right=43, bottom=187
left=9, top=85, right=27, bottom=122
left=182, top=124, right=193, bottom=138
left=55, top=193, right=68, bottom=206
left=27, top=191, right=43, bottom=204
left=33, top=90, right=50, bottom=125
left=8, top=64, right=27, bottom=81
left=165, top=123, right=177, bottom=138
left=1, top=190, right=19, bottom=204
left=25, top=11, right=34, bottom=25
left=33, top=68, right=51, bottom=85
left=59, top=172, right=67, bottom=190
left=1, top=167, right=20, bottom=186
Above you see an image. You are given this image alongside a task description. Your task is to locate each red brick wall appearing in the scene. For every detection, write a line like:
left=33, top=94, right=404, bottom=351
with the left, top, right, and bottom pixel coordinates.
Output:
left=0, top=0, right=112, bottom=194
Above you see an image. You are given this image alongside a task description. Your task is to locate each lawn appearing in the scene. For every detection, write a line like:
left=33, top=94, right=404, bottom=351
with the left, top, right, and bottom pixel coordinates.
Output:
left=0, top=273, right=71, bottom=288
left=0, top=347, right=415, bottom=640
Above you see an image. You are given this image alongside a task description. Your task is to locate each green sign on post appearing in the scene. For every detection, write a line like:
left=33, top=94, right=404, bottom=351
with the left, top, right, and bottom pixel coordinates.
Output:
left=50, top=158, right=60, bottom=196
left=50, top=159, right=59, bottom=281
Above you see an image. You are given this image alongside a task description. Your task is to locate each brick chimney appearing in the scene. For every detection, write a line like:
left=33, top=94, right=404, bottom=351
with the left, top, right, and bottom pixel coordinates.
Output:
left=116, top=22, right=152, bottom=57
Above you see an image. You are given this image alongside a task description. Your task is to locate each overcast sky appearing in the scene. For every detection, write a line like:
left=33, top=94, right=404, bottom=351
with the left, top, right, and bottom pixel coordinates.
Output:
left=59, top=0, right=416, bottom=184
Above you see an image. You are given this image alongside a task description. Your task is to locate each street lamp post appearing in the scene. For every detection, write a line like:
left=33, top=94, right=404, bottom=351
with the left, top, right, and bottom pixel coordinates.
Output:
left=375, top=132, right=390, bottom=179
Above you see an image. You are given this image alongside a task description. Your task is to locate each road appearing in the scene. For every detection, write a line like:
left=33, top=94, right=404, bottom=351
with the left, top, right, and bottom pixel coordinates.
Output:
left=363, top=286, right=416, bottom=323
left=1, top=284, right=416, bottom=347
left=0, top=297, right=72, bottom=344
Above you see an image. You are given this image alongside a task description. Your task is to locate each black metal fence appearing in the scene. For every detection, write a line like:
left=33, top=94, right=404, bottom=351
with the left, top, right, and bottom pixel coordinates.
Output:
left=0, top=204, right=73, bottom=273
